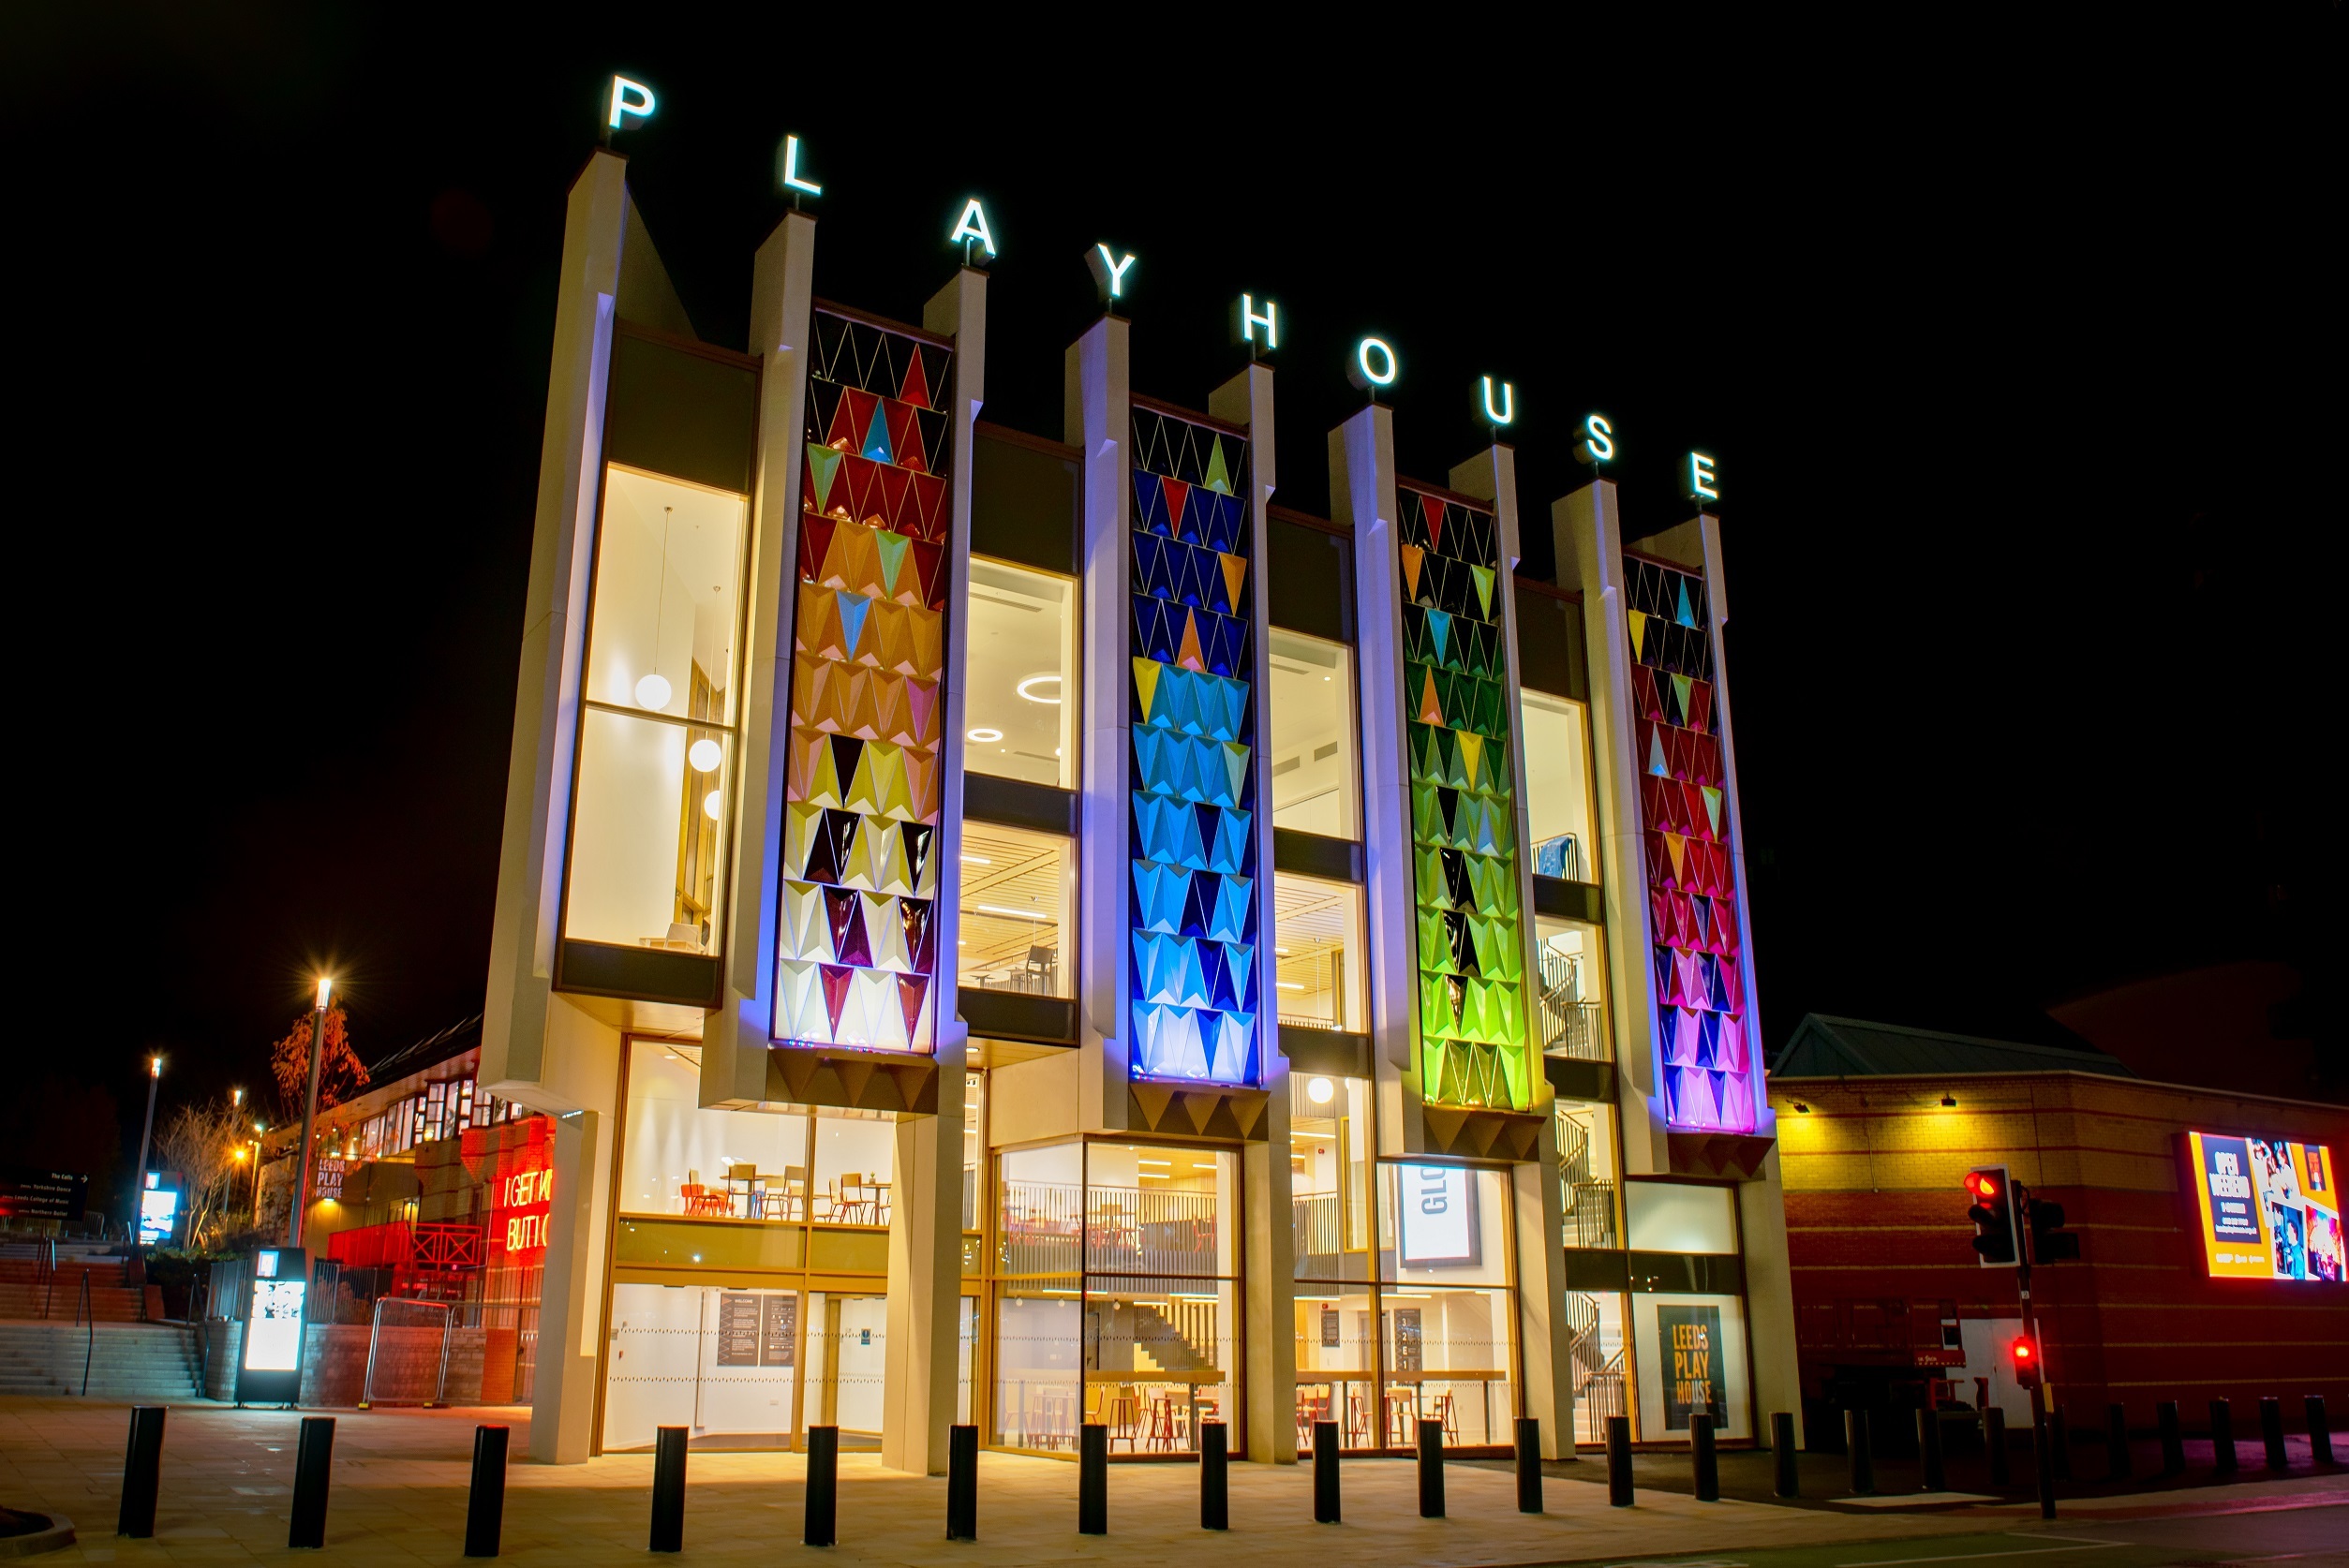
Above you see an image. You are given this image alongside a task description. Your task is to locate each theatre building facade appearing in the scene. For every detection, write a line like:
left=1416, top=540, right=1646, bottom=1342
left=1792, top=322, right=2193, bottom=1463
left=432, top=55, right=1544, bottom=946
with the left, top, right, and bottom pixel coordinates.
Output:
left=478, top=148, right=1799, bottom=1468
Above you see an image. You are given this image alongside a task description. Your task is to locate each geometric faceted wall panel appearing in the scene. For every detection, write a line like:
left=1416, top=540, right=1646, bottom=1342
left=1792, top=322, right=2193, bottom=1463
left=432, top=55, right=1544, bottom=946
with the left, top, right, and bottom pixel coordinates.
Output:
left=1397, top=484, right=1532, bottom=1113
left=1626, top=555, right=1757, bottom=1132
left=1126, top=406, right=1258, bottom=1087
left=772, top=310, right=954, bottom=1054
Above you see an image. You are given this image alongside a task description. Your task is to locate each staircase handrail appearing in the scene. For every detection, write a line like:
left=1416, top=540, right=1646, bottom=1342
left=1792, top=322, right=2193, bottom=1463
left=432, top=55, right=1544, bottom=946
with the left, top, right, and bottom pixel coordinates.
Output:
left=38, top=1237, right=57, bottom=1320
left=77, top=1271, right=95, bottom=1395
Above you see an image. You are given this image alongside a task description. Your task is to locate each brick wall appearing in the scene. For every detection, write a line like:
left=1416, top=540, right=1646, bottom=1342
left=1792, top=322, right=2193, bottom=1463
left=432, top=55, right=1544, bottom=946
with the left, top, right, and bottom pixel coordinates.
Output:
left=1771, top=1071, right=2349, bottom=1425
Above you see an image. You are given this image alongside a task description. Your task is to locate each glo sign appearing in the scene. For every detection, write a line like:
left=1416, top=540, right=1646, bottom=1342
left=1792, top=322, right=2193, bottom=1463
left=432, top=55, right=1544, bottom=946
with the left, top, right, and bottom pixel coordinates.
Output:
left=1395, top=1162, right=1480, bottom=1267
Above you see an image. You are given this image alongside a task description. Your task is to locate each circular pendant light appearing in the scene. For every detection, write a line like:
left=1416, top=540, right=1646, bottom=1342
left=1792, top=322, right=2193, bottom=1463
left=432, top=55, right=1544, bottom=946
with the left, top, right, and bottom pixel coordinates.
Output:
left=689, top=738, right=723, bottom=773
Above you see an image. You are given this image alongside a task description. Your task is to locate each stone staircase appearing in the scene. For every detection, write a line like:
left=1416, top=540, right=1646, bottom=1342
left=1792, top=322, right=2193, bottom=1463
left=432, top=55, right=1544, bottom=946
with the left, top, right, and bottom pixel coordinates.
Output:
left=0, top=1242, right=149, bottom=1323
left=0, top=1320, right=203, bottom=1399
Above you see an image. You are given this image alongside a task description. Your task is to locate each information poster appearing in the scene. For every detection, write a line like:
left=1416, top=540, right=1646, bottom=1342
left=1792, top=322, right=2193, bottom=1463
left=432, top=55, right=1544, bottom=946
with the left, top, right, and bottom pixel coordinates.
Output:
left=1658, top=1303, right=1725, bottom=1431
left=716, top=1294, right=762, bottom=1367
left=1395, top=1163, right=1479, bottom=1266
left=760, top=1294, right=797, bottom=1368
left=2188, top=1132, right=2343, bottom=1283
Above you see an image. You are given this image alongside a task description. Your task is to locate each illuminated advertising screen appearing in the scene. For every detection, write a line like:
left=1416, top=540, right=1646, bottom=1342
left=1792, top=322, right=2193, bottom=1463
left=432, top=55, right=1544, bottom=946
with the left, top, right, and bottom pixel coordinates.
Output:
left=138, top=1187, right=180, bottom=1246
left=243, top=1249, right=310, bottom=1371
left=1395, top=1162, right=1479, bottom=1267
left=2188, top=1132, right=2343, bottom=1283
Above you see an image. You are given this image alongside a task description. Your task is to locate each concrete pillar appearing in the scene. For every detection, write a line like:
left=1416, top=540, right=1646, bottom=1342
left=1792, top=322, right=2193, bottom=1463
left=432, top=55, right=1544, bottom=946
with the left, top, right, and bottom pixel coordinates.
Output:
left=530, top=1105, right=605, bottom=1463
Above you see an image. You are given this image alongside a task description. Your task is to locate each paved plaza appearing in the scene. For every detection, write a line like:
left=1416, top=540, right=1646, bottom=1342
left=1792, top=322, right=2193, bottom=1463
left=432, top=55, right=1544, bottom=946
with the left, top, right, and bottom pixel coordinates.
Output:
left=2, top=1398, right=2344, bottom=1567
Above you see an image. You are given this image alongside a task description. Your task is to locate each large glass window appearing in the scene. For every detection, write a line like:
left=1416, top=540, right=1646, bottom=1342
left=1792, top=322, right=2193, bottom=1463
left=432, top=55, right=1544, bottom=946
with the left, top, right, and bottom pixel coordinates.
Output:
left=1520, top=689, right=1596, bottom=884
left=1625, top=1179, right=1739, bottom=1254
left=619, top=1043, right=808, bottom=1219
left=957, top=822, right=1073, bottom=997
left=567, top=466, right=749, bottom=951
left=1272, top=875, right=1365, bottom=1031
left=992, top=1140, right=1239, bottom=1457
left=1377, top=1161, right=1516, bottom=1450
left=617, top=1041, right=893, bottom=1226
left=1292, top=1074, right=1378, bottom=1452
left=1536, top=916, right=1609, bottom=1061
left=1267, top=630, right=1359, bottom=838
left=1556, top=1101, right=1621, bottom=1250
left=1568, top=1290, right=1629, bottom=1443
left=963, top=558, right=1076, bottom=788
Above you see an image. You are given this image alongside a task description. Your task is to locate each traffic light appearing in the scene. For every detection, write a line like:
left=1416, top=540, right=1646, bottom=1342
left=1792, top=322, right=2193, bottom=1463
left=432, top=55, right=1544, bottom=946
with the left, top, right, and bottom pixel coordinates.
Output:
left=2012, top=1334, right=2041, bottom=1389
left=1967, top=1164, right=2018, bottom=1266
left=2029, top=1195, right=2080, bottom=1263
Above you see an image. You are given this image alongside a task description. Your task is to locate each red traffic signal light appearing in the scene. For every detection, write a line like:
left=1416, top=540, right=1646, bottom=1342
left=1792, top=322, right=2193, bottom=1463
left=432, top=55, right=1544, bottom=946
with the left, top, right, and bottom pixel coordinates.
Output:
left=2012, top=1334, right=2041, bottom=1388
left=1968, top=1164, right=2018, bottom=1266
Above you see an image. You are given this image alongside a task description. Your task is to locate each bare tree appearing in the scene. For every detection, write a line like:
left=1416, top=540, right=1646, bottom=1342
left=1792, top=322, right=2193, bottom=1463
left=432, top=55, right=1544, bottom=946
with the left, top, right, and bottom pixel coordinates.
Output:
left=152, top=1097, right=245, bottom=1249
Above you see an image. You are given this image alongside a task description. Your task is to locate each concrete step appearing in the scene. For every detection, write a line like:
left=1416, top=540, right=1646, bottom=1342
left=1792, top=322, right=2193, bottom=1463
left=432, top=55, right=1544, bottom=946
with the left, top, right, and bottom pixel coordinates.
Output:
left=0, top=1323, right=200, bottom=1399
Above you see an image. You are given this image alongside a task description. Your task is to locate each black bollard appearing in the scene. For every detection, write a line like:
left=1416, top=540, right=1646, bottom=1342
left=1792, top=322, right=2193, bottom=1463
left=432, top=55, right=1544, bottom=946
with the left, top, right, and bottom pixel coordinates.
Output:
left=1417, top=1418, right=1446, bottom=1518
left=1772, top=1412, right=1800, bottom=1498
left=1917, top=1409, right=1946, bottom=1492
left=648, top=1426, right=686, bottom=1553
left=1692, top=1413, right=1719, bottom=1501
left=2210, top=1398, right=2237, bottom=1474
left=1985, top=1407, right=2010, bottom=1487
left=2106, top=1404, right=2131, bottom=1483
left=1606, top=1413, right=1634, bottom=1506
left=117, top=1406, right=167, bottom=1539
left=805, top=1425, right=838, bottom=1547
left=946, top=1423, right=977, bottom=1541
left=2261, top=1397, right=2287, bottom=1471
left=1845, top=1410, right=1875, bottom=1495
left=1200, top=1421, right=1228, bottom=1531
left=1514, top=1416, right=1542, bottom=1514
left=289, top=1415, right=335, bottom=1550
left=2309, top=1396, right=2333, bottom=1467
left=1313, top=1419, right=1341, bottom=1523
left=464, top=1424, right=508, bottom=1558
left=1078, top=1423, right=1108, bottom=1535
left=2158, top=1400, right=2184, bottom=1474
left=2048, top=1406, right=2072, bottom=1480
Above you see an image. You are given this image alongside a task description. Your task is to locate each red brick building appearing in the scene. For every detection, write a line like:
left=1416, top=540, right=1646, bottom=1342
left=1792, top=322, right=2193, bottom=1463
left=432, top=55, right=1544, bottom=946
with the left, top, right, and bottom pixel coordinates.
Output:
left=1770, top=1016, right=2349, bottom=1433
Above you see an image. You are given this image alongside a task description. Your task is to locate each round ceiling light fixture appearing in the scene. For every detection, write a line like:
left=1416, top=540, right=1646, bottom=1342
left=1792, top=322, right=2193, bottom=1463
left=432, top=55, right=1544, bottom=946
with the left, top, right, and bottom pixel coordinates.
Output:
left=689, top=739, right=723, bottom=773
left=635, top=672, right=673, bottom=710
left=967, top=727, right=1004, bottom=743
left=1016, top=673, right=1063, bottom=704
left=703, top=790, right=722, bottom=821
left=1306, top=1075, right=1335, bottom=1104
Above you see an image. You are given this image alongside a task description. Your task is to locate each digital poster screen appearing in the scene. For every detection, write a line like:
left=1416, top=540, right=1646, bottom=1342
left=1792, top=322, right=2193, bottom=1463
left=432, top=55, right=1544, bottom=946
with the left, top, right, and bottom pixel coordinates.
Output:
left=2187, top=1131, right=2342, bottom=1283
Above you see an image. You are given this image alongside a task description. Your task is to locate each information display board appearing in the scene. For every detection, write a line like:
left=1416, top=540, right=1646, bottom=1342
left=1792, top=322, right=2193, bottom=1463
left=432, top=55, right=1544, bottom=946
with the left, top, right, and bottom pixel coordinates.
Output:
left=236, top=1247, right=311, bottom=1405
left=1395, top=1162, right=1479, bottom=1267
left=2188, top=1132, right=2343, bottom=1283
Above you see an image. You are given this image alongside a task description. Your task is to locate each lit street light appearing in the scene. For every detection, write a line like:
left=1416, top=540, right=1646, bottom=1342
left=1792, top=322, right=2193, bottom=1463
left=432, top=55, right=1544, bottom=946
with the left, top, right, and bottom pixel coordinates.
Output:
left=290, top=976, right=332, bottom=1247
left=130, top=1054, right=160, bottom=1249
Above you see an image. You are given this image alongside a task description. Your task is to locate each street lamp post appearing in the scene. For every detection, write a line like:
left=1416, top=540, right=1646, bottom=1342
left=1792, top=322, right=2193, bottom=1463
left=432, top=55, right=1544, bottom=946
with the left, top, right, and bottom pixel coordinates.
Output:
left=130, top=1055, right=160, bottom=1247
left=290, top=977, right=332, bottom=1248
left=249, top=1124, right=267, bottom=1227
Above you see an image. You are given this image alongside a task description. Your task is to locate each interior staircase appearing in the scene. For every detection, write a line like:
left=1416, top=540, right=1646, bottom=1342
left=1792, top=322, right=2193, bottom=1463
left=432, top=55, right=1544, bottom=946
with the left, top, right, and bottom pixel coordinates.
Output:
left=1565, top=1291, right=1627, bottom=1440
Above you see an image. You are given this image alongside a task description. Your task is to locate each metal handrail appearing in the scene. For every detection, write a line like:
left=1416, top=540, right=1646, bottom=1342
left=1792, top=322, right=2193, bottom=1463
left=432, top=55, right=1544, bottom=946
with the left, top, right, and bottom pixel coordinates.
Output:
left=38, top=1237, right=56, bottom=1320
left=75, top=1272, right=94, bottom=1395
left=189, top=1271, right=211, bottom=1398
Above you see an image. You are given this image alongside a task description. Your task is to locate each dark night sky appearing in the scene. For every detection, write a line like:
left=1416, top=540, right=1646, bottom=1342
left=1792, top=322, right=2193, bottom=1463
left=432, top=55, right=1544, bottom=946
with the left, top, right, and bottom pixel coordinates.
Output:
left=11, top=9, right=2337, bottom=1209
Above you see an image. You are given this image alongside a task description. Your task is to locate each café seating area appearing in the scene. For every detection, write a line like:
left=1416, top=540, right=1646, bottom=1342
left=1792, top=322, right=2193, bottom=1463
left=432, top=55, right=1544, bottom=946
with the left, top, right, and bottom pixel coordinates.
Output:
left=671, top=1165, right=893, bottom=1227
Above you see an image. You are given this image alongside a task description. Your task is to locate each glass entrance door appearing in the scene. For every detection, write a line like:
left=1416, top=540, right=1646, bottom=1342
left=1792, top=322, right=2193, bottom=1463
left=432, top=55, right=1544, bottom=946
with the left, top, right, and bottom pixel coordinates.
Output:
left=603, top=1282, right=801, bottom=1451
left=807, top=1292, right=888, bottom=1447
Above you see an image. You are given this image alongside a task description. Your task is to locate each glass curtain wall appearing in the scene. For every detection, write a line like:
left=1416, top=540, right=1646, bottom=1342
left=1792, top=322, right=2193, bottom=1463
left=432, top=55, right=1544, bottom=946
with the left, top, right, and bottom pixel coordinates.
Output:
left=1535, top=916, right=1609, bottom=1062
left=992, top=1139, right=1240, bottom=1456
left=568, top=466, right=749, bottom=953
left=1519, top=689, right=1596, bottom=884
left=603, top=1040, right=899, bottom=1454
left=1290, top=1073, right=1520, bottom=1453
